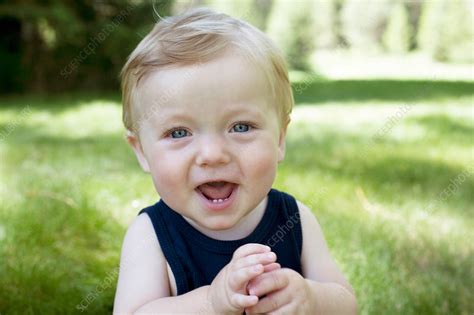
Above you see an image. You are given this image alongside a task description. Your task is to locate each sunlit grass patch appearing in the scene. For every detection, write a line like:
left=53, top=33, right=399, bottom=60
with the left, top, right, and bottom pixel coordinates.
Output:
left=280, top=91, right=473, bottom=314
left=0, top=80, right=473, bottom=314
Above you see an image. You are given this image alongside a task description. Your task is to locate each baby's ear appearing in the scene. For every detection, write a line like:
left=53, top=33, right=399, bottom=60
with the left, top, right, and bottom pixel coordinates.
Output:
left=126, top=130, right=150, bottom=173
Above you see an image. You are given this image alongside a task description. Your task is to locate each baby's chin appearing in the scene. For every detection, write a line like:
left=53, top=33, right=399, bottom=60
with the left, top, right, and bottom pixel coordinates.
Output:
left=202, top=217, right=241, bottom=231
left=180, top=210, right=235, bottom=228
left=187, top=213, right=255, bottom=240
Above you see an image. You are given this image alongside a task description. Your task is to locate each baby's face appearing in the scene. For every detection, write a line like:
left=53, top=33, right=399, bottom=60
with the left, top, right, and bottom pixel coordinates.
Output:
left=129, top=51, right=286, bottom=231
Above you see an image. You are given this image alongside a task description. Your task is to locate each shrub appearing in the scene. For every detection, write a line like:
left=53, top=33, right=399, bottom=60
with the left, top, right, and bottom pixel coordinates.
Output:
left=418, top=0, right=474, bottom=62
left=266, top=0, right=315, bottom=71
left=383, top=1, right=413, bottom=54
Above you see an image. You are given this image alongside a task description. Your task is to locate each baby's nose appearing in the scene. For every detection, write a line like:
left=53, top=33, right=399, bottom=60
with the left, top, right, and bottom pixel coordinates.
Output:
left=195, top=135, right=231, bottom=167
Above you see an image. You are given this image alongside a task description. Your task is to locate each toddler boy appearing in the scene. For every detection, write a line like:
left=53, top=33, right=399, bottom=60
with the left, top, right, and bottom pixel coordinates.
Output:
left=114, top=8, right=356, bottom=315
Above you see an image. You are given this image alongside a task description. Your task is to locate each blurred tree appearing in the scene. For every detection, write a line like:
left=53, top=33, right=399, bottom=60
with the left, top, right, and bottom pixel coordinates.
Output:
left=266, top=0, right=315, bottom=71
left=312, top=0, right=337, bottom=49
left=341, top=0, right=392, bottom=51
left=404, top=0, right=423, bottom=50
left=418, top=0, right=447, bottom=60
left=0, top=15, right=23, bottom=92
left=383, top=1, right=412, bottom=54
left=418, top=0, right=473, bottom=63
left=311, top=0, right=349, bottom=49
left=0, top=0, right=172, bottom=93
left=203, top=0, right=272, bottom=31
left=0, top=1, right=82, bottom=92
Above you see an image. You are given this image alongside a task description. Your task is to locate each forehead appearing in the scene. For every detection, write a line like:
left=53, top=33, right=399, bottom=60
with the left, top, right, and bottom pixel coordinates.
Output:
left=134, top=51, right=273, bottom=122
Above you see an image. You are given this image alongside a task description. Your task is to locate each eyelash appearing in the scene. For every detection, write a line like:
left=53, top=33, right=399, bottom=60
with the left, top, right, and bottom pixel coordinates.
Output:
left=164, top=122, right=255, bottom=139
left=165, top=127, right=190, bottom=139
left=230, top=122, right=254, bottom=133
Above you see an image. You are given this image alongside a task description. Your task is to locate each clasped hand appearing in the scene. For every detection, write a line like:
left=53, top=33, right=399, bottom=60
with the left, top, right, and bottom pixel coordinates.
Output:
left=207, top=243, right=315, bottom=314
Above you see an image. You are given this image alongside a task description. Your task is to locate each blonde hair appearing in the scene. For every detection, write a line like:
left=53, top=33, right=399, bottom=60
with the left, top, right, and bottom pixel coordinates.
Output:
left=121, top=7, right=293, bottom=133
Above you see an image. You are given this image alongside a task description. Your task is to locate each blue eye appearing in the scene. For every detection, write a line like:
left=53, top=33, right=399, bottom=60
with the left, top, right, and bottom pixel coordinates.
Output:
left=232, top=123, right=251, bottom=133
left=170, top=129, right=189, bottom=138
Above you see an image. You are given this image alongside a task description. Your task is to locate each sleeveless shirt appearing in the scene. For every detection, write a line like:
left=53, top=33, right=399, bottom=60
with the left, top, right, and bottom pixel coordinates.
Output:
left=138, top=188, right=303, bottom=295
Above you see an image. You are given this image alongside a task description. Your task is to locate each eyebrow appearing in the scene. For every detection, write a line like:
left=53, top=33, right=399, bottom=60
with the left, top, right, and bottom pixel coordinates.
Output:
left=158, top=112, right=194, bottom=123
left=158, top=106, right=264, bottom=123
left=221, top=106, right=265, bottom=119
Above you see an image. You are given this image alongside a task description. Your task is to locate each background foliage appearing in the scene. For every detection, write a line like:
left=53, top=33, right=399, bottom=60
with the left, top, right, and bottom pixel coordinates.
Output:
left=0, top=0, right=472, bottom=92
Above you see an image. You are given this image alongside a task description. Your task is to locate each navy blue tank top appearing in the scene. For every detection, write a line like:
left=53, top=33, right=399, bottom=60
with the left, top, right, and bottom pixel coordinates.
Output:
left=138, top=188, right=302, bottom=295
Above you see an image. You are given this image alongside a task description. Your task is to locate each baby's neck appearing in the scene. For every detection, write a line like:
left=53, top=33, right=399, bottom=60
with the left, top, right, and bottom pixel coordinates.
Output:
left=182, top=196, right=268, bottom=241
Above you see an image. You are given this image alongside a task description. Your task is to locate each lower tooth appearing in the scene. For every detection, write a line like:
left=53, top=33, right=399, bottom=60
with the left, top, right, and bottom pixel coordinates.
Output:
left=211, top=198, right=227, bottom=203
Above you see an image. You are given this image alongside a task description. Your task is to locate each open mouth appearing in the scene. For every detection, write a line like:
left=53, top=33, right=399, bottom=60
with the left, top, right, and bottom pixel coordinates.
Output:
left=196, top=181, right=237, bottom=204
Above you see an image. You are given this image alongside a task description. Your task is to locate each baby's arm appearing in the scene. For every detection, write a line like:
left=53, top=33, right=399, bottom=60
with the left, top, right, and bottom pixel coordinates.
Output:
left=113, top=214, right=278, bottom=314
left=113, top=214, right=170, bottom=314
left=297, top=200, right=357, bottom=313
left=245, top=201, right=357, bottom=314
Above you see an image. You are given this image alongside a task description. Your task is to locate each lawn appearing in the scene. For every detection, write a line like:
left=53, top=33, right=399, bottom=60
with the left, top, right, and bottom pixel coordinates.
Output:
left=0, top=77, right=473, bottom=314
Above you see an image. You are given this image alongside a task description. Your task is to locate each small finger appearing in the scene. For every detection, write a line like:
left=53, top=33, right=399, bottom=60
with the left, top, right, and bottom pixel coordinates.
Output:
left=246, top=289, right=291, bottom=314
left=263, top=262, right=280, bottom=273
left=247, top=269, right=289, bottom=297
left=246, top=263, right=280, bottom=295
left=230, top=293, right=259, bottom=309
left=229, top=264, right=264, bottom=290
left=233, top=243, right=271, bottom=260
left=233, top=251, right=277, bottom=270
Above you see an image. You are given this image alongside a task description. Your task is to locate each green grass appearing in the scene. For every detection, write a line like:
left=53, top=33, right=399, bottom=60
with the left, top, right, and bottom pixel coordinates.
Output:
left=0, top=79, right=473, bottom=314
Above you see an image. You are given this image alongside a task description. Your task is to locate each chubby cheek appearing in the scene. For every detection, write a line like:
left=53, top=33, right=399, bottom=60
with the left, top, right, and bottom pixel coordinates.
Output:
left=147, top=148, right=189, bottom=198
left=242, top=140, right=279, bottom=190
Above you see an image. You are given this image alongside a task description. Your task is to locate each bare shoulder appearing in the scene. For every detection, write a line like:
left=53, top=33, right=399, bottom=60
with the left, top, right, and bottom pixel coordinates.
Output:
left=296, top=199, right=354, bottom=294
left=113, top=213, right=170, bottom=314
